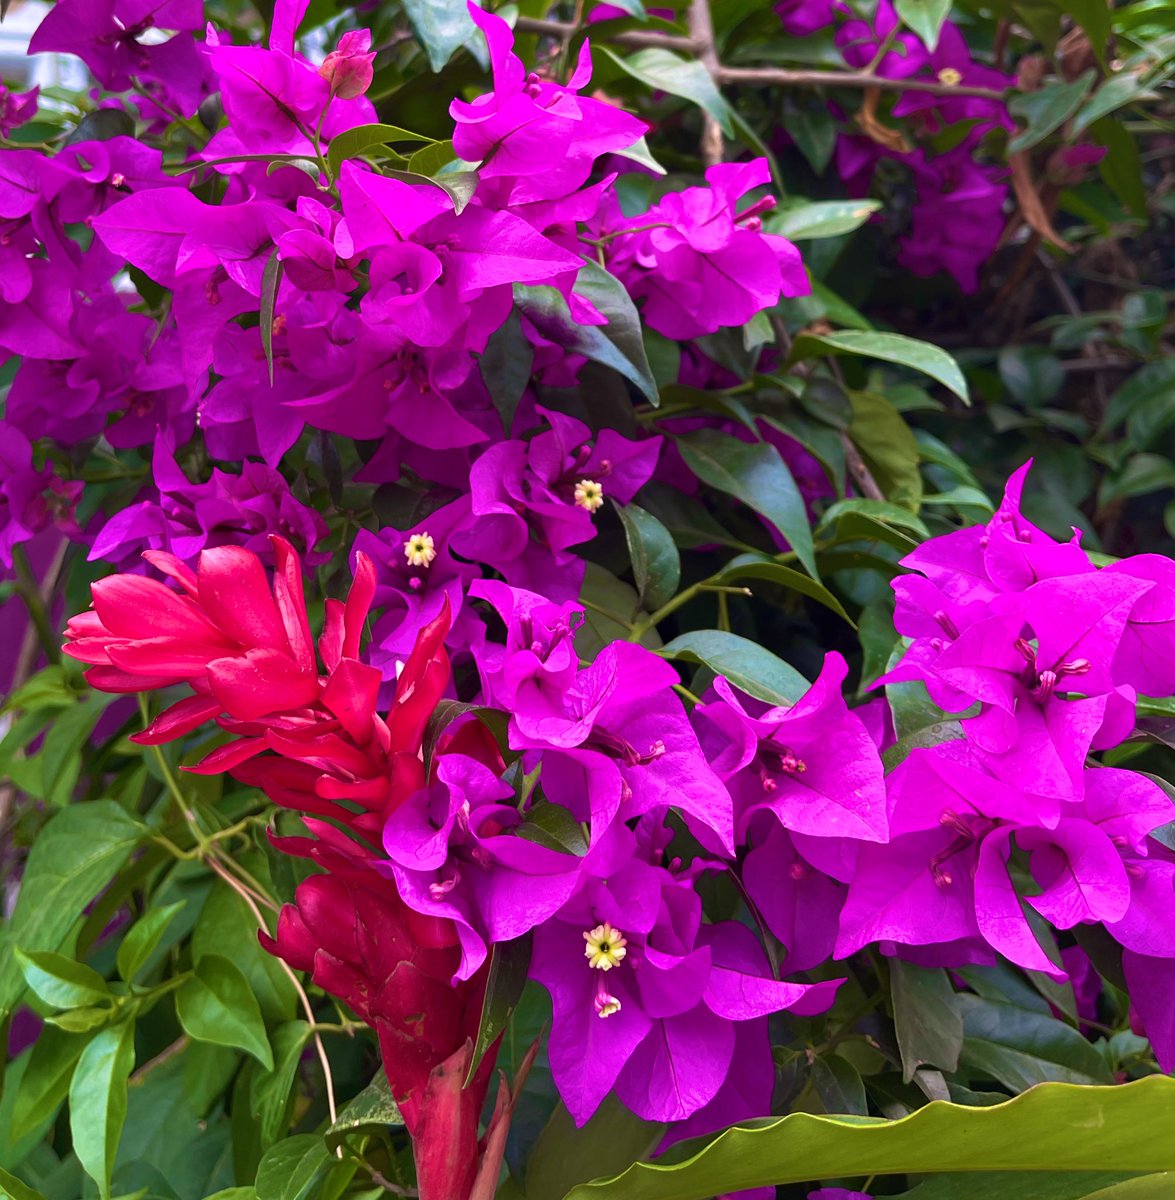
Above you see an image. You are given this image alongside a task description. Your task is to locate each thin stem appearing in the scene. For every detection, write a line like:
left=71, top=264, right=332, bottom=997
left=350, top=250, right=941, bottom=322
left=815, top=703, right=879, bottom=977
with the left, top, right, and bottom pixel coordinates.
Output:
left=514, top=14, right=697, bottom=52
left=12, top=544, right=61, bottom=665
left=718, top=64, right=1008, bottom=99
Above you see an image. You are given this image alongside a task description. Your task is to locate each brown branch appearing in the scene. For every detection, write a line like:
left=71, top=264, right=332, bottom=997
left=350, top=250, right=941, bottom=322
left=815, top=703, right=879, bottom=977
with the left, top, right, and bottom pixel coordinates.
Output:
left=688, top=0, right=724, bottom=165
left=717, top=65, right=1009, bottom=99
left=513, top=15, right=697, bottom=53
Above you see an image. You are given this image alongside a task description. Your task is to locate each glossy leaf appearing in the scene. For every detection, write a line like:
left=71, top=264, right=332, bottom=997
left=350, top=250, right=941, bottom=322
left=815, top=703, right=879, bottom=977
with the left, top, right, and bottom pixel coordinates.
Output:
left=325, top=123, right=432, bottom=177
left=11, top=1025, right=89, bottom=1139
left=565, top=1077, right=1175, bottom=1199
left=176, top=954, right=274, bottom=1070
left=891, top=961, right=963, bottom=1082
left=895, top=0, right=953, bottom=50
left=660, top=631, right=810, bottom=706
left=600, top=47, right=734, bottom=136
left=250, top=1021, right=311, bottom=1147
left=0, top=801, right=145, bottom=1021
left=713, top=553, right=853, bottom=624
left=789, top=331, right=969, bottom=404
left=466, top=933, right=533, bottom=1085
left=116, top=901, right=186, bottom=983
left=69, top=1019, right=136, bottom=1200
left=769, top=198, right=882, bottom=240
left=325, top=1070, right=403, bottom=1151
left=15, top=948, right=112, bottom=1010
left=677, top=429, right=819, bottom=579
left=615, top=501, right=681, bottom=611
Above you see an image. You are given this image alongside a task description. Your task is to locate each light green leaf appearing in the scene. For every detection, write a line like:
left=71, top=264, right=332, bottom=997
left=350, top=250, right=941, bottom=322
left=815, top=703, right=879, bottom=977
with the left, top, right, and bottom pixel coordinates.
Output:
left=325, top=122, right=432, bottom=177
left=0, top=801, right=145, bottom=1020
left=660, top=631, right=810, bottom=707
left=15, top=948, right=112, bottom=1010
left=600, top=46, right=733, bottom=136
left=789, top=331, right=969, bottom=404
left=768, top=198, right=881, bottom=240
left=612, top=133, right=666, bottom=175
left=402, top=0, right=483, bottom=71
left=1009, top=71, right=1096, bottom=153
left=324, top=1071, right=403, bottom=1152
left=895, top=0, right=953, bottom=50
left=564, top=1077, right=1175, bottom=1200
left=891, top=962, right=963, bottom=1082
left=254, top=1134, right=335, bottom=1200
left=177, top=955, right=274, bottom=1070
left=116, top=901, right=186, bottom=983
left=615, top=501, right=681, bottom=612
left=677, top=429, right=819, bottom=579
left=69, top=1019, right=136, bottom=1200
left=407, top=138, right=457, bottom=176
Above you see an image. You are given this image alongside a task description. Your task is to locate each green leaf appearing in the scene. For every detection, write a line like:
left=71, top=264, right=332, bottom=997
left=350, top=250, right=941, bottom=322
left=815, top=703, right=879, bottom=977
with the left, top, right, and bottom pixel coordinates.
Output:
left=407, top=138, right=456, bottom=176
left=768, top=198, right=881, bottom=241
left=324, top=1071, right=403, bottom=1152
left=1009, top=71, right=1096, bottom=153
left=660, top=631, right=809, bottom=707
left=958, top=995, right=1114, bottom=1090
left=789, top=331, right=969, bottom=404
left=600, top=47, right=733, bottom=135
left=528, top=1097, right=665, bottom=1200
left=254, top=1134, right=335, bottom=1200
left=480, top=308, right=534, bottom=436
left=811, top=1055, right=867, bottom=1116
left=250, top=1021, right=311, bottom=1147
left=1102, top=360, right=1175, bottom=436
left=403, top=0, right=484, bottom=70
left=890, top=961, right=963, bottom=1082
left=38, top=694, right=113, bottom=806
left=615, top=501, right=681, bottom=612
left=69, top=1019, right=136, bottom=1200
left=260, top=251, right=283, bottom=387
left=713, top=553, right=853, bottom=624
left=571, top=258, right=659, bottom=403
left=11, top=1025, right=88, bottom=1139
left=848, top=392, right=924, bottom=510
left=15, top=949, right=112, bottom=1010
left=63, top=109, right=135, bottom=147
left=116, top=901, right=186, bottom=983
left=677, top=429, right=818, bottom=579
left=564, top=1076, right=1175, bottom=1199
left=1093, top=118, right=1148, bottom=221
left=612, top=133, right=666, bottom=175
left=0, top=1167, right=48, bottom=1200
left=515, top=275, right=658, bottom=404
left=818, top=499, right=928, bottom=552
left=902, top=1171, right=1149, bottom=1200
left=0, top=801, right=145, bottom=1021
left=325, top=122, right=432, bottom=176
left=518, top=801, right=590, bottom=856
left=177, top=955, right=274, bottom=1070
left=465, top=933, right=532, bottom=1085
left=894, top=0, right=953, bottom=50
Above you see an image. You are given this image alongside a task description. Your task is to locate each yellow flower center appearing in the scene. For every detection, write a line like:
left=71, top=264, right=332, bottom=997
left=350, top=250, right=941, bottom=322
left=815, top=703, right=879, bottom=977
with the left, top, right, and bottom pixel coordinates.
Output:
left=584, top=922, right=627, bottom=970
left=937, top=67, right=963, bottom=86
left=574, top=479, right=604, bottom=513
left=403, top=532, right=437, bottom=568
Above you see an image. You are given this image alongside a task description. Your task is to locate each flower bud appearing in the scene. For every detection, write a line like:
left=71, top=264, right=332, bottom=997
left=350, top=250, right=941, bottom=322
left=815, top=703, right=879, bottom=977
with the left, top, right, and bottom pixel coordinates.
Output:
left=319, top=29, right=375, bottom=100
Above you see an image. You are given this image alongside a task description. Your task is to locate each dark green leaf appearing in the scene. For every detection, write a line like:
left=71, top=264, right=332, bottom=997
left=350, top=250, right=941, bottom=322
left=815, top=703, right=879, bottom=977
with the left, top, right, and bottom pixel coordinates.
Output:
left=527, top=1097, right=665, bottom=1200
left=480, top=309, right=534, bottom=437
left=789, top=331, right=969, bottom=404
left=848, top=391, right=924, bottom=510
left=515, top=279, right=657, bottom=404
left=565, top=1077, right=1175, bottom=1199
left=811, top=1055, right=867, bottom=1116
left=1093, top=118, right=1148, bottom=221
left=38, top=695, right=113, bottom=806
left=63, top=109, right=135, bottom=147
left=69, top=1019, right=136, bottom=1200
left=116, top=901, right=186, bottom=983
left=0, top=1167, right=48, bottom=1200
left=0, top=801, right=145, bottom=1021
left=958, top=995, right=1114, bottom=1090
left=600, top=47, right=733, bottom=136
left=572, top=258, right=659, bottom=404
left=614, top=501, right=681, bottom=612
left=713, top=553, right=853, bottom=624
left=466, top=933, right=533, bottom=1085
left=177, top=955, right=274, bottom=1070
left=891, top=961, right=963, bottom=1082
left=660, top=631, right=810, bottom=706
left=677, top=430, right=818, bottom=579
left=518, top=801, right=590, bottom=857
left=260, top=252, right=283, bottom=387
left=403, top=0, right=483, bottom=70
left=15, top=949, right=112, bottom=1010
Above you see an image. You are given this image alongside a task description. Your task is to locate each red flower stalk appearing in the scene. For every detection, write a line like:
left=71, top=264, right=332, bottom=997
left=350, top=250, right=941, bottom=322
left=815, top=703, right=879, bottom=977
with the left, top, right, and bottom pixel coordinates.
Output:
left=65, top=542, right=521, bottom=1199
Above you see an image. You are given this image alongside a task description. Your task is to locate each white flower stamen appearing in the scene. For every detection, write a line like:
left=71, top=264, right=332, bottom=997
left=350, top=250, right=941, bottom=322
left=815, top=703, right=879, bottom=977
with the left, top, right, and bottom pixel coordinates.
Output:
left=403, top=531, right=437, bottom=568
left=574, top=479, right=604, bottom=513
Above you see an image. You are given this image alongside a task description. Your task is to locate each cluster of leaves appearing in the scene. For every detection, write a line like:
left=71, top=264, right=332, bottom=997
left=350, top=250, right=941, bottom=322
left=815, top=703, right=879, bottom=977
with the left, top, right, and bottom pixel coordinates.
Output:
left=3, top=0, right=1175, bottom=1199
